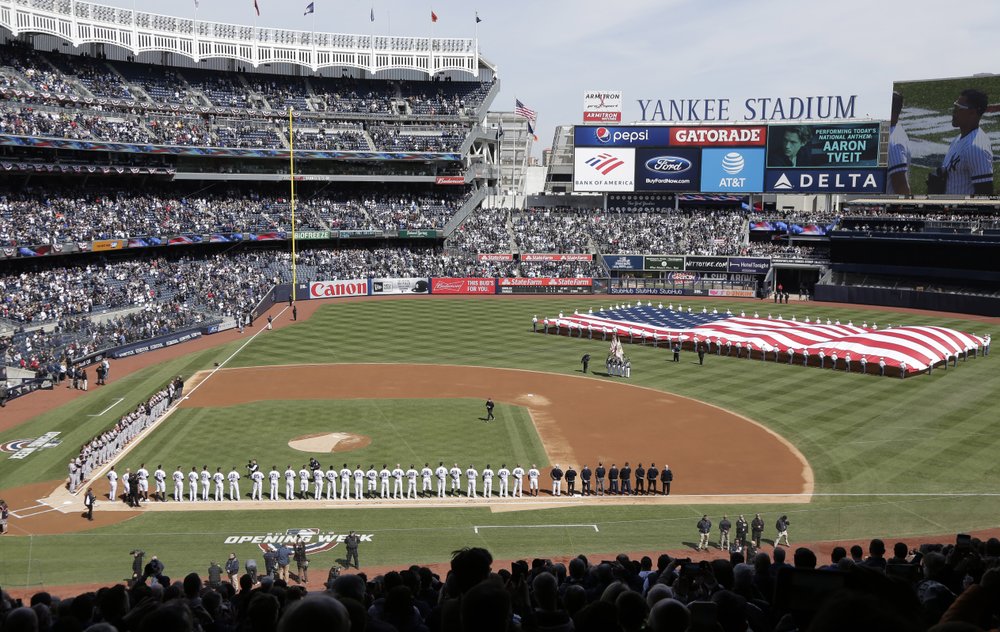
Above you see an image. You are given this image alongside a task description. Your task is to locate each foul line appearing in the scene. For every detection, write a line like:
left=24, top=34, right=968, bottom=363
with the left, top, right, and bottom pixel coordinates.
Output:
left=474, top=524, right=599, bottom=534
left=87, top=398, right=124, bottom=417
left=74, top=307, right=288, bottom=498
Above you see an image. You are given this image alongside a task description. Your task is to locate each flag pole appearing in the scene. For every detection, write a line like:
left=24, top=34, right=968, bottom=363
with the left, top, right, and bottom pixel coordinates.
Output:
left=289, top=106, right=297, bottom=302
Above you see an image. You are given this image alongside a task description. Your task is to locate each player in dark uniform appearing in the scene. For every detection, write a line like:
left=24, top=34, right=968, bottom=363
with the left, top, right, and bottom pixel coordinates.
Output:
left=580, top=464, right=592, bottom=495
left=595, top=462, right=606, bottom=495
left=608, top=463, right=619, bottom=495
left=620, top=462, right=632, bottom=495
left=485, top=398, right=495, bottom=422
left=660, top=465, right=672, bottom=495
left=646, top=463, right=658, bottom=495
left=634, top=463, right=645, bottom=495
left=565, top=465, right=577, bottom=495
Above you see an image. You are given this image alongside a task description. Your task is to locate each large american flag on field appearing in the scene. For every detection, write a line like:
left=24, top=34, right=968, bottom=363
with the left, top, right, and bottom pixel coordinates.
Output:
left=546, top=304, right=984, bottom=375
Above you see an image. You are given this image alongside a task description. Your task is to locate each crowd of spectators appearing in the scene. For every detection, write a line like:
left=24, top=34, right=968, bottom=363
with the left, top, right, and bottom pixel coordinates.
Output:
left=0, top=186, right=474, bottom=245
left=511, top=208, right=593, bottom=254
left=446, top=207, right=512, bottom=254
left=4, top=534, right=1000, bottom=631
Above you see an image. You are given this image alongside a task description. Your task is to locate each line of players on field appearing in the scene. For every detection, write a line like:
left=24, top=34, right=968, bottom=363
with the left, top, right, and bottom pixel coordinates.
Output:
left=107, top=458, right=676, bottom=502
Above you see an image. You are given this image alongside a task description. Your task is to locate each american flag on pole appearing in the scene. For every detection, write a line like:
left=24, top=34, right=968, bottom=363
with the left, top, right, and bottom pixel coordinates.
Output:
left=547, top=305, right=983, bottom=376
left=515, top=99, right=537, bottom=122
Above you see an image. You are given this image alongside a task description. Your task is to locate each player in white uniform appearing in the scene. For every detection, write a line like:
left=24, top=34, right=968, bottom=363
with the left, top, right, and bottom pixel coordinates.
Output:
left=354, top=465, right=366, bottom=499
left=466, top=465, right=478, bottom=498
left=482, top=465, right=495, bottom=498
left=227, top=467, right=241, bottom=500
left=200, top=466, right=211, bottom=501
left=107, top=466, right=119, bottom=501
left=269, top=467, right=280, bottom=500
left=284, top=466, right=296, bottom=500
left=528, top=465, right=540, bottom=496
left=497, top=465, right=510, bottom=497
left=366, top=465, right=378, bottom=497
left=435, top=462, right=448, bottom=498
left=313, top=468, right=324, bottom=500
left=136, top=465, right=149, bottom=502
left=379, top=465, right=391, bottom=498
left=340, top=464, right=352, bottom=500
left=213, top=468, right=225, bottom=501
left=188, top=467, right=199, bottom=502
left=512, top=465, right=525, bottom=498
left=299, top=466, right=311, bottom=499
left=154, top=465, right=166, bottom=502
left=941, top=89, right=994, bottom=196
left=886, top=92, right=911, bottom=195
left=172, top=466, right=184, bottom=501
left=421, top=463, right=433, bottom=497
left=449, top=464, right=462, bottom=496
left=406, top=465, right=418, bottom=499
left=392, top=464, right=404, bottom=498
left=326, top=466, right=338, bottom=500
left=252, top=469, right=264, bottom=501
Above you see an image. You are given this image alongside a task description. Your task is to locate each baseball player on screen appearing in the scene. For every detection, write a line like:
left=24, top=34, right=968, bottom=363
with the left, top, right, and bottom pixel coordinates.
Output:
left=931, top=89, right=994, bottom=196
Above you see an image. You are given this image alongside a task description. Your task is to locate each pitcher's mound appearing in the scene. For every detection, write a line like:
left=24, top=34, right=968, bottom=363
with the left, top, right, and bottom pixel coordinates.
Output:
left=289, top=432, right=371, bottom=453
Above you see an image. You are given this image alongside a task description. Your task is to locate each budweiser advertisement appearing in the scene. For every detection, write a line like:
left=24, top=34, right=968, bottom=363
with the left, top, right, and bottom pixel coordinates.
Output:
left=430, top=278, right=496, bottom=294
left=435, top=176, right=466, bottom=185
left=309, top=279, right=369, bottom=299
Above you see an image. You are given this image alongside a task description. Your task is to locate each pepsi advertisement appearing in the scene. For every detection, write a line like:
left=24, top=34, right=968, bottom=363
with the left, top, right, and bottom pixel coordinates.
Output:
left=635, top=147, right=701, bottom=191
left=574, top=126, right=672, bottom=147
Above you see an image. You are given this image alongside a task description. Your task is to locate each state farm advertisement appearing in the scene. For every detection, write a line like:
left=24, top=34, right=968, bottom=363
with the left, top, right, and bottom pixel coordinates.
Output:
left=477, top=253, right=514, bottom=261
left=670, top=126, right=767, bottom=146
left=430, top=278, right=496, bottom=294
left=498, top=278, right=593, bottom=287
left=520, top=253, right=593, bottom=262
left=309, top=279, right=369, bottom=299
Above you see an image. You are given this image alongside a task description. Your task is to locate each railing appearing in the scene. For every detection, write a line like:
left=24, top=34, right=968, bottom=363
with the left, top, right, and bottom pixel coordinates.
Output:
left=0, top=0, right=479, bottom=75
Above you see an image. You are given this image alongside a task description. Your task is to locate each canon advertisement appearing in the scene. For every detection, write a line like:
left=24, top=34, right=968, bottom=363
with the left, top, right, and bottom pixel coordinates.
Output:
left=309, top=280, right=369, bottom=299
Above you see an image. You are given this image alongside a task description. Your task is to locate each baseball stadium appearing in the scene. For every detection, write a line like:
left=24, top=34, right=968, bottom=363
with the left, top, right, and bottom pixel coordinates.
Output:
left=0, top=1, right=999, bottom=630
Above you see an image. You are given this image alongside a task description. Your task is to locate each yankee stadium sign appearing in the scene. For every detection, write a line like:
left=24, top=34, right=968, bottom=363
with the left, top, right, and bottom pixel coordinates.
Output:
left=636, top=95, right=859, bottom=122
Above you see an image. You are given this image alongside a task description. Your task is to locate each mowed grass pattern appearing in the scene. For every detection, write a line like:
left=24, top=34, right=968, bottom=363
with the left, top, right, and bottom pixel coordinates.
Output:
left=121, top=399, right=547, bottom=481
left=2, top=295, right=1000, bottom=586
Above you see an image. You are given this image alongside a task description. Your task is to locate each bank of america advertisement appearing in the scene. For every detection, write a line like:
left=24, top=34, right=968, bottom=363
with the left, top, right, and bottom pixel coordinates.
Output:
left=574, top=148, right=635, bottom=191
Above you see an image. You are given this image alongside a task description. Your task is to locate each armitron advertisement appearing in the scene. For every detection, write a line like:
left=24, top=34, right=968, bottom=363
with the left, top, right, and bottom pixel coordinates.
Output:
left=583, top=90, right=623, bottom=123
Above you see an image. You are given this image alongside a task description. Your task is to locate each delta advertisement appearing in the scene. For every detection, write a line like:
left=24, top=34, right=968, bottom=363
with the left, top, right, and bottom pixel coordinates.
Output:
left=370, top=278, right=430, bottom=295
left=574, top=123, right=888, bottom=193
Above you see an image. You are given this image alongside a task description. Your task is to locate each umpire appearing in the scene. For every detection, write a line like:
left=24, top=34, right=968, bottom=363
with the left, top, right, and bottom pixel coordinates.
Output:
left=581, top=354, right=591, bottom=374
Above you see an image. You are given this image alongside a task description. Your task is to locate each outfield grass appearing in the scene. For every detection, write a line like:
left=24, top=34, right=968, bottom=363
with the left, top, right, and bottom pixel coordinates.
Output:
left=1, top=296, right=999, bottom=587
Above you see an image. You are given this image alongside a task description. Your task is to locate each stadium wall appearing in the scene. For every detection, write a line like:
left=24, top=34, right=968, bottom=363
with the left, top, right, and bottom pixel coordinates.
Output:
left=814, top=284, right=1000, bottom=317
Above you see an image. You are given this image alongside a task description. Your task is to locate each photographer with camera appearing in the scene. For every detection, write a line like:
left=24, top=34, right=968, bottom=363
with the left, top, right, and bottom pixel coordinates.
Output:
left=129, top=549, right=145, bottom=587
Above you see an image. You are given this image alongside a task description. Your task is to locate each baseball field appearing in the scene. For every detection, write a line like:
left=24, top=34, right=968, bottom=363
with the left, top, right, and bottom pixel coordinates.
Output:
left=0, top=294, right=998, bottom=592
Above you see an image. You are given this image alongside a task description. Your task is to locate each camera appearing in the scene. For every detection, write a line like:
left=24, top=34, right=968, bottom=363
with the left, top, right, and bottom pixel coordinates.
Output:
left=130, top=549, right=144, bottom=556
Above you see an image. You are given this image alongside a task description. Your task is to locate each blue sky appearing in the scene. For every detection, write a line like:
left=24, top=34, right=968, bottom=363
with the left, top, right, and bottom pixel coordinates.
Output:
left=105, top=0, right=999, bottom=154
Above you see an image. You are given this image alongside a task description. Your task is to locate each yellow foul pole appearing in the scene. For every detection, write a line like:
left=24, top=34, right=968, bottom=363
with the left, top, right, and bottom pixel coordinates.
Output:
left=289, top=107, right=297, bottom=302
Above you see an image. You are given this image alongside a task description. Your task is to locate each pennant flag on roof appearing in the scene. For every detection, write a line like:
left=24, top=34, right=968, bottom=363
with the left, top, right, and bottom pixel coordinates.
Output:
left=304, top=2, right=314, bottom=15
left=476, top=11, right=482, bottom=23
left=253, top=0, right=260, bottom=16
left=431, top=10, right=438, bottom=22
